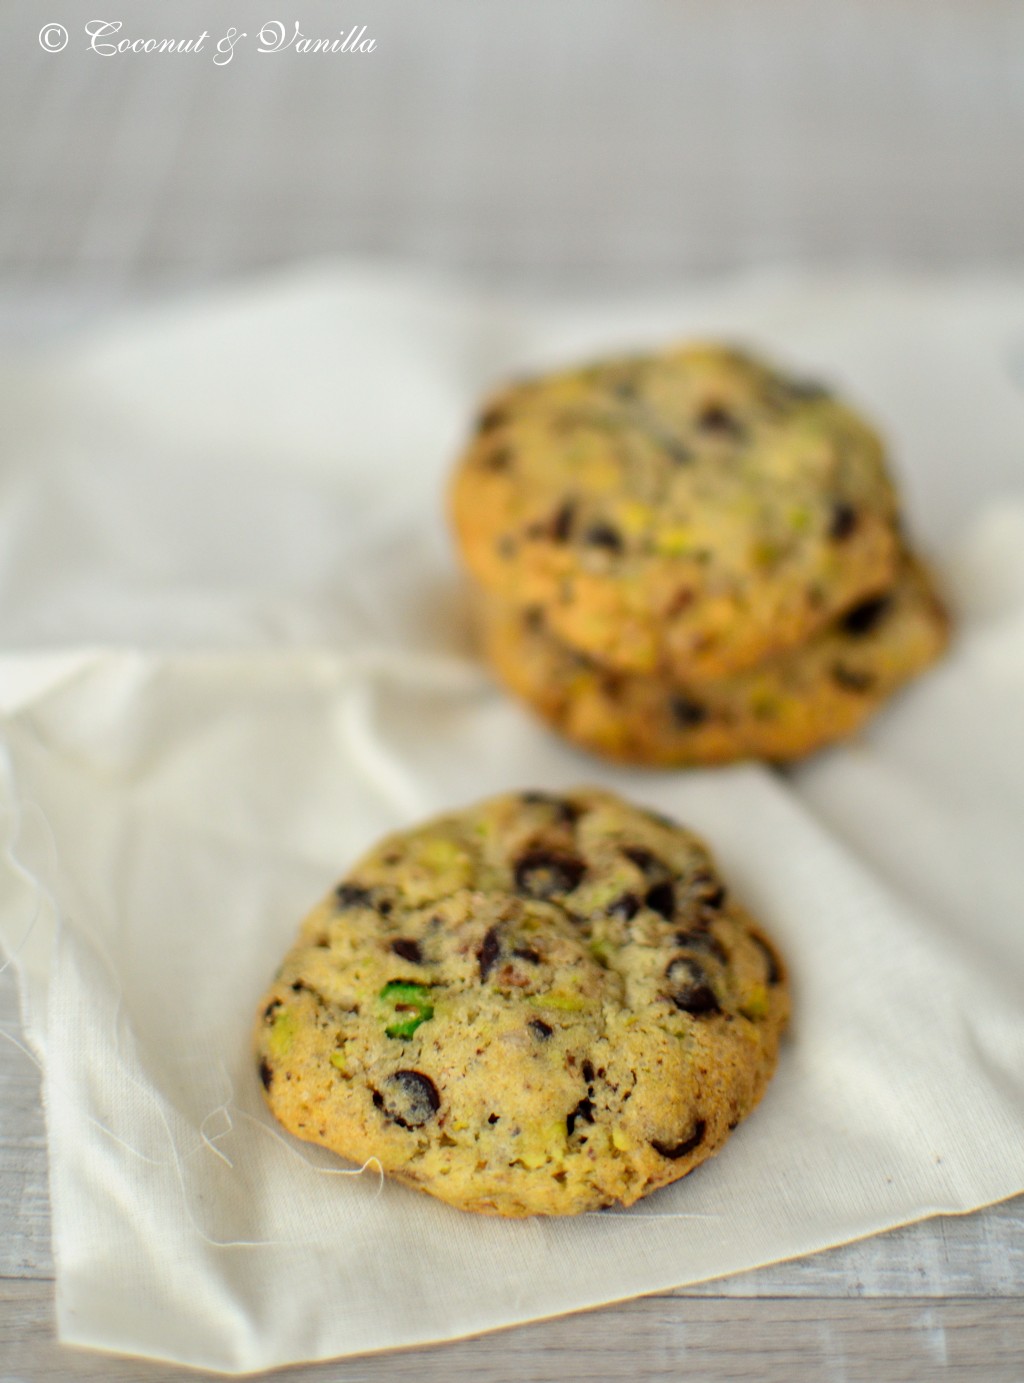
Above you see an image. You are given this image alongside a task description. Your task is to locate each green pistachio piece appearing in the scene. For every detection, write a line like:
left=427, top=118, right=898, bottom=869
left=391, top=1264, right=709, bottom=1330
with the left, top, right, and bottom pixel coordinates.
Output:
left=529, top=990, right=586, bottom=1013
left=379, top=980, right=434, bottom=1039
left=268, top=1008, right=297, bottom=1057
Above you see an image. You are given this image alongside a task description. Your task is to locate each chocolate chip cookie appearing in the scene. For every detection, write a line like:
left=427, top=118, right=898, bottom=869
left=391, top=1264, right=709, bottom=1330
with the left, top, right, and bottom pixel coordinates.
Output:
left=450, top=344, right=901, bottom=680
left=479, top=556, right=948, bottom=767
left=255, top=789, right=788, bottom=1216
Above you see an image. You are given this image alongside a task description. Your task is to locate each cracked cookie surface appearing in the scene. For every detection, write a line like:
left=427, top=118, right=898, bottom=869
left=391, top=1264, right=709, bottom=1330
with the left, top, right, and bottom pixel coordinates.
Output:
left=255, top=789, right=788, bottom=1217
left=480, top=555, right=949, bottom=767
left=450, top=343, right=901, bottom=680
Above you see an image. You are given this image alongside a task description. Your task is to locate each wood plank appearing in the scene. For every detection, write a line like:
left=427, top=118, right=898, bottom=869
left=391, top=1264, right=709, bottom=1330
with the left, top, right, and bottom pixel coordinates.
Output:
left=0, top=966, right=52, bottom=1281
left=3, top=0, right=1024, bottom=287
left=3, top=1278, right=1023, bottom=1382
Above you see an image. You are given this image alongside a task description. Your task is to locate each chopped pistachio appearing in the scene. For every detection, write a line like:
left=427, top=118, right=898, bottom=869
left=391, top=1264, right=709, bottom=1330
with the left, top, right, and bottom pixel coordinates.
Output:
left=753, top=539, right=781, bottom=569
left=529, top=991, right=586, bottom=1013
left=740, top=984, right=769, bottom=1020
left=577, top=874, right=634, bottom=914
left=654, top=525, right=694, bottom=557
left=615, top=499, right=654, bottom=536
left=268, top=1008, right=297, bottom=1058
left=379, top=980, right=434, bottom=1039
left=750, top=690, right=782, bottom=719
left=514, top=1150, right=550, bottom=1170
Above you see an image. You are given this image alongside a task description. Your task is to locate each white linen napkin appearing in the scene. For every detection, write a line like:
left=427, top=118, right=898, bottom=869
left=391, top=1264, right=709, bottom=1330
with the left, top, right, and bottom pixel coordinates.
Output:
left=1, top=265, right=1022, bottom=1372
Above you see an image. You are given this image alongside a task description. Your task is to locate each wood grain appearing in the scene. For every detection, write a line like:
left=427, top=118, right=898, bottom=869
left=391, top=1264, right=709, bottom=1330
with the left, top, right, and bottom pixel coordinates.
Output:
left=3, top=1279, right=1024, bottom=1383
left=3, top=0, right=1024, bottom=299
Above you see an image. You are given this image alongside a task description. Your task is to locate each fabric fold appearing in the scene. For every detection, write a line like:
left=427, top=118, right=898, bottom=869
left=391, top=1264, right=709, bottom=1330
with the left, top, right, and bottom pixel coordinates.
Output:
left=1, top=268, right=1022, bottom=1370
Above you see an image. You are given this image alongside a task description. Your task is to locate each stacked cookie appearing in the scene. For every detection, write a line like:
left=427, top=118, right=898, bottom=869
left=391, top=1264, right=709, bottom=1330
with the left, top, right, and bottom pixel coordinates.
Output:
left=450, top=344, right=949, bottom=765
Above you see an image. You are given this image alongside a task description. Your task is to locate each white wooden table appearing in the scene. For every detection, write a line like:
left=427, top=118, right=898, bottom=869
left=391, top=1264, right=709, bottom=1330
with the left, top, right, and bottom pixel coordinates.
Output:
left=2, top=2, right=1023, bottom=1376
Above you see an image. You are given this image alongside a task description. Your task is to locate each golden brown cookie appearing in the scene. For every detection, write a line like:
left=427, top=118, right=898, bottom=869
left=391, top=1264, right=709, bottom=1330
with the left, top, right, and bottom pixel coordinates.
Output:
left=479, top=556, right=949, bottom=767
left=450, top=343, right=902, bottom=680
left=255, top=789, right=788, bottom=1217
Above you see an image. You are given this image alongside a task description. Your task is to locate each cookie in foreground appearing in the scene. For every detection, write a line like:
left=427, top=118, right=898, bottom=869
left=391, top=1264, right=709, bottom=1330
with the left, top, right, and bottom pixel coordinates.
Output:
left=450, top=342, right=901, bottom=681
left=480, top=554, right=949, bottom=766
left=255, top=789, right=788, bottom=1217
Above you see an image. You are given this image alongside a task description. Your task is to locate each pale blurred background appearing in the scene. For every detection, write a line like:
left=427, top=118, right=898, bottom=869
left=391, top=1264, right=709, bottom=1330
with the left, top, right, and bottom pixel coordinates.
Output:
left=3, top=0, right=1024, bottom=341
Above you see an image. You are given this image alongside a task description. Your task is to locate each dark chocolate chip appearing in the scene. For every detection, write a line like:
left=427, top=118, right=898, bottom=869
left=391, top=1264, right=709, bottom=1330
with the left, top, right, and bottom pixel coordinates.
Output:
left=692, top=874, right=727, bottom=910
left=670, top=695, right=709, bottom=728
left=749, top=932, right=783, bottom=986
left=482, top=445, right=512, bottom=472
left=529, top=1019, right=553, bottom=1039
left=651, top=1118, right=706, bottom=1160
left=476, top=404, right=508, bottom=433
left=566, top=1097, right=596, bottom=1136
left=608, top=892, right=640, bottom=922
left=335, top=883, right=373, bottom=909
left=391, top=938, right=423, bottom=965
left=831, top=663, right=876, bottom=693
left=622, top=846, right=664, bottom=876
left=262, top=999, right=282, bottom=1023
left=583, top=522, right=623, bottom=553
left=829, top=502, right=858, bottom=541
left=487, top=1112, right=500, bottom=1124
left=478, top=926, right=502, bottom=981
left=377, top=900, right=393, bottom=916
left=551, top=501, right=576, bottom=543
left=582, top=1060, right=595, bottom=1084
left=373, top=1070, right=440, bottom=1130
left=512, top=946, right=541, bottom=964
left=259, top=1058, right=273, bottom=1091
left=841, top=594, right=892, bottom=637
left=645, top=881, right=676, bottom=920
left=697, top=403, right=743, bottom=437
left=675, top=929, right=728, bottom=964
left=514, top=850, right=586, bottom=898
left=686, top=872, right=726, bottom=915
left=520, top=791, right=582, bottom=824
left=666, top=956, right=722, bottom=1015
